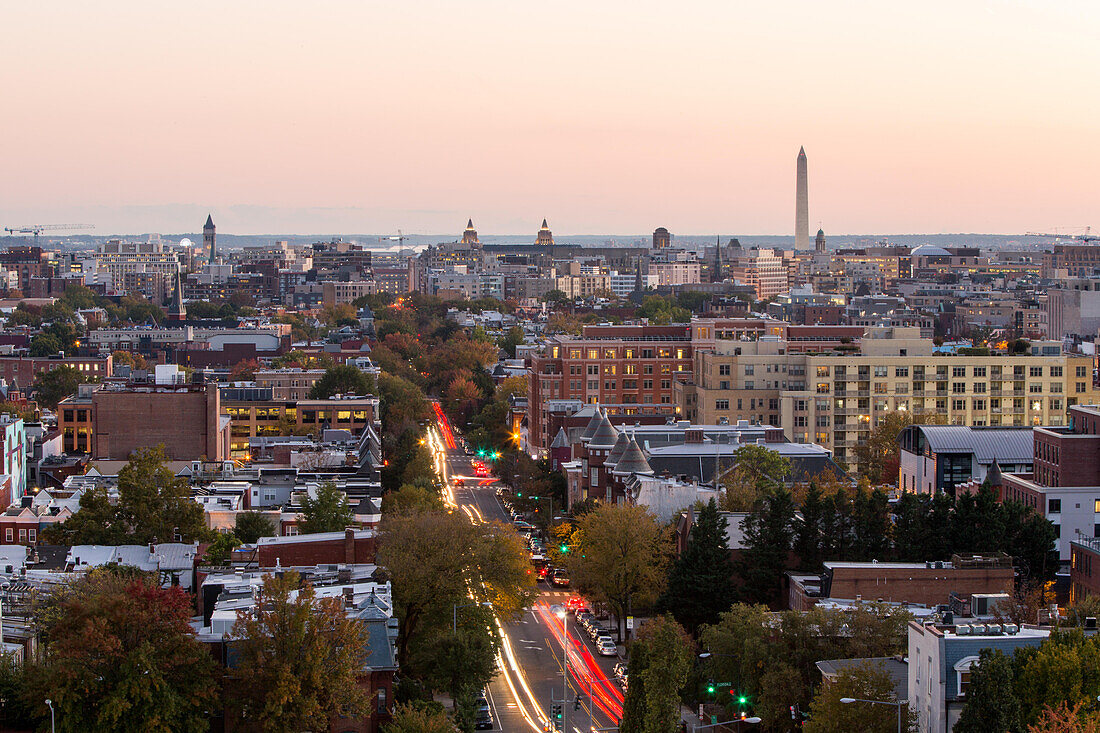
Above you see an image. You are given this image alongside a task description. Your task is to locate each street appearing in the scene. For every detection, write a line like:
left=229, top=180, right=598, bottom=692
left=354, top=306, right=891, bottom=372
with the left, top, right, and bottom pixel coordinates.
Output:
left=427, top=406, right=624, bottom=733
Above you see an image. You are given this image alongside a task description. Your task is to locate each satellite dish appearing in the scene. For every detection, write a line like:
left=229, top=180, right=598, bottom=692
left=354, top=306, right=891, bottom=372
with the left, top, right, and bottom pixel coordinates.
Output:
left=179, top=237, right=193, bottom=248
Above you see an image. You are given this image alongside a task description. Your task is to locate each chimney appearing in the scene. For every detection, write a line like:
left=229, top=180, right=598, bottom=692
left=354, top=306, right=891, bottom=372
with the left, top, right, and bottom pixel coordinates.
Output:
left=345, top=528, right=356, bottom=564
left=343, top=586, right=355, bottom=608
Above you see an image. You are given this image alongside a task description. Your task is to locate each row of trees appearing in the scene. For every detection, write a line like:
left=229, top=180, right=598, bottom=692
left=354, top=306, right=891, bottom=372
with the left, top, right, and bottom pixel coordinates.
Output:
left=0, top=567, right=370, bottom=732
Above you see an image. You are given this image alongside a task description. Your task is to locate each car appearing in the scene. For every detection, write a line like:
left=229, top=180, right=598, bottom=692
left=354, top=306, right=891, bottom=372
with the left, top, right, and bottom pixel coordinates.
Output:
left=565, top=596, right=586, bottom=612
left=454, top=477, right=465, bottom=487
left=587, top=623, right=609, bottom=640
left=550, top=569, right=570, bottom=588
left=596, top=638, right=618, bottom=657
left=613, top=662, right=628, bottom=681
left=474, top=465, right=490, bottom=477
left=577, top=612, right=594, bottom=627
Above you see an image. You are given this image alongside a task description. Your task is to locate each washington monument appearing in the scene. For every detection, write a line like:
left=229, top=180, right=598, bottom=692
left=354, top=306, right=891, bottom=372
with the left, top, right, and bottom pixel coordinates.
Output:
left=795, top=146, right=809, bottom=250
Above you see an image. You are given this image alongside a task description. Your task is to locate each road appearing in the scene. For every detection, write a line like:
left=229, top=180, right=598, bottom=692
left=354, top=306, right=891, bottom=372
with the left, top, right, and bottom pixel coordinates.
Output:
left=428, top=404, right=624, bottom=732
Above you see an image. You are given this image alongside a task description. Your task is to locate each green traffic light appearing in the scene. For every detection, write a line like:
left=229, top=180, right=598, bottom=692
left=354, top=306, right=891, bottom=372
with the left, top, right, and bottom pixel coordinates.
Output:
left=491, top=451, right=500, bottom=460
left=477, top=449, right=486, bottom=457
left=560, top=544, right=569, bottom=553
left=739, top=696, right=747, bottom=704
left=707, top=681, right=716, bottom=694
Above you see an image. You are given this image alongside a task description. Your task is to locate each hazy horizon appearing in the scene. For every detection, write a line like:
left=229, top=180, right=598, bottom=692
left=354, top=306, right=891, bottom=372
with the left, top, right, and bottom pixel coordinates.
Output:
left=3, top=2, right=1098, bottom=235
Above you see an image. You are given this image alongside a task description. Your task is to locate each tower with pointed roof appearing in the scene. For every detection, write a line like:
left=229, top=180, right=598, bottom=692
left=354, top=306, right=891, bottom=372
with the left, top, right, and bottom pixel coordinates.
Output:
left=168, top=268, right=187, bottom=322
left=203, top=214, right=216, bottom=262
left=815, top=227, right=826, bottom=253
left=536, top=219, right=554, bottom=246
left=795, top=147, right=809, bottom=250
left=461, top=218, right=479, bottom=245
left=712, top=236, right=725, bottom=283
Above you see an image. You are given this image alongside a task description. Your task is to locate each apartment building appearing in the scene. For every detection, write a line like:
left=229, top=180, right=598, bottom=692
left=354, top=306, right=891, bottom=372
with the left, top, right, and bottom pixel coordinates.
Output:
left=728, top=248, right=788, bottom=299
left=221, top=388, right=378, bottom=458
left=649, top=261, right=701, bottom=287
left=678, top=328, right=1098, bottom=469
left=527, top=322, right=716, bottom=453
left=253, top=368, right=327, bottom=400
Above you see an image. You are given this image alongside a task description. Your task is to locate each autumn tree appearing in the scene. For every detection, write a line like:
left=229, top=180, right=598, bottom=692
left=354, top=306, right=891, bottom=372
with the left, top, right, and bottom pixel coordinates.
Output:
left=657, top=498, right=735, bottom=635
left=298, top=481, right=355, bottom=534
left=31, top=568, right=218, bottom=733
left=227, top=571, right=370, bottom=732
left=229, top=358, right=260, bottom=382
left=44, top=445, right=211, bottom=545
left=382, top=482, right=444, bottom=517
left=619, top=615, right=692, bottom=733
left=308, top=363, right=376, bottom=399
left=384, top=703, right=456, bottom=733
left=1028, top=702, right=1100, bottom=733
left=720, top=444, right=792, bottom=511
left=565, top=504, right=670, bottom=640
left=378, top=511, right=536, bottom=670
left=853, top=411, right=943, bottom=485
left=803, top=660, right=915, bottom=733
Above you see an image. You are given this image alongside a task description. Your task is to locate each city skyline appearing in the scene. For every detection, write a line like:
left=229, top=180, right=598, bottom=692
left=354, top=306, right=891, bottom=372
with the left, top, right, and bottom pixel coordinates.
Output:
left=2, top=1, right=1099, bottom=235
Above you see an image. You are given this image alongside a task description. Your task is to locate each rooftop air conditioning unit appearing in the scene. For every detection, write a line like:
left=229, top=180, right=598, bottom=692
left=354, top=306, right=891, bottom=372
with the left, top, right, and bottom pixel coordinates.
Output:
left=955, top=625, right=971, bottom=635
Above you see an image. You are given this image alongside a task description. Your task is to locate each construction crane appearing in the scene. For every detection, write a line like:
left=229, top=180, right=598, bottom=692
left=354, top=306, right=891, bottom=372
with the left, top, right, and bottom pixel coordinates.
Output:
left=3, top=224, right=94, bottom=244
left=1025, top=227, right=1099, bottom=243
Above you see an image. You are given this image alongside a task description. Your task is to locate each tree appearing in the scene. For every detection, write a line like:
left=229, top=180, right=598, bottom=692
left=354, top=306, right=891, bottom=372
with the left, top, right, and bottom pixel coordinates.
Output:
left=0, top=653, right=39, bottom=730
left=564, top=504, right=670, bottom=640
left=378, top=511, right=536, bottom=670
left=420, top=621, right=498, bottom=729
left=44, top=445, right=211, bottom=545
left=1027, top=701, right=1100, bottom=733
left=227, top=570, right=370, bottom=732
left=384, top=703, right=456, bottom=733
left=203, top=531, right=241, bottom=565
left=619, top=615, right=692, bottom=733
left=111, top=349, right=147, bottom=370
left=235, top=511, right=278, bottom=544
left=737, top=489, right=796, bottom=607
left=28, top=332, right=61, bottom=357
left=298, top=481, right=355, bottom=534
left=230, top=358, right=260, bottom=382
left=31, top=568, right=217, bottom=733
left=720, top=445, right=792, bottom=511
left=954, top=649, right=1021, bottom=733
left=1015, top=629, right=1100, bottom=726
left=803, top=661, right=914, bottom=733
left=497, top=326, right=525, bottom=358
left=382, top=482, right=444, bottom=516
left=32, top=364, right=86, bottom=408
left=657, top=498, right=735, bottom=635
left=854, top=412, right=943, bottom=485
left=308, top=363, right=376, bottom=399
left=794, top=482, right=826, bottom=571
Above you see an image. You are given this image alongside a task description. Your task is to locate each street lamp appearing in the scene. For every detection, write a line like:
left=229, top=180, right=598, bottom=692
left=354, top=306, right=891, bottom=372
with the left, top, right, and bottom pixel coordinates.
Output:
left=44, top=699, right=55, bottom=733
left=452, top=601, right=492, bottom=634
left=840, top=697, right=904, bottom=733
left=553, top=605, right=569, bottom=732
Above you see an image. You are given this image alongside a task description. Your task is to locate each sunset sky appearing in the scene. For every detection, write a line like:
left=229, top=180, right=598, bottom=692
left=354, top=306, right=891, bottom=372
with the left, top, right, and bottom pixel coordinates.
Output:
left=2, top=1, right=1098, bottom=236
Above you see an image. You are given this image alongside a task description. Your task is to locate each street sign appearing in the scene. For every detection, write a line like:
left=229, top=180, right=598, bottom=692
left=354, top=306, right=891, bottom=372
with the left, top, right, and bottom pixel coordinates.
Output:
left=626, top=615, right=634, bottom=629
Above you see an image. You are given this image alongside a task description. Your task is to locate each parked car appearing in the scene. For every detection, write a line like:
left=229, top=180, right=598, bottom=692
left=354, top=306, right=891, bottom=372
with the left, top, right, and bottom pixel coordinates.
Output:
left=551, top=568, right=570, bottom=588
left=587, top=623, right=609, bottom=640
left=474, top=693, right=493, bottom=730
left=613, top=662, right=628, bottom=682
left=596, top=637, right=618, bottom=657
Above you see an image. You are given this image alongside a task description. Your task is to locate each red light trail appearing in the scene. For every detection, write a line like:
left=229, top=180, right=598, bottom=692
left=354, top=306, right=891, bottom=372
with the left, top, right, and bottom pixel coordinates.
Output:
left=535, top=604, right=624, bottom=724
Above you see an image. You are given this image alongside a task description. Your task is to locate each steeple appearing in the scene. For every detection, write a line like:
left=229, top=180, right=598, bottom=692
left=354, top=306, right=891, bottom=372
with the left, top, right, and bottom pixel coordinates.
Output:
left=461, top=218, right=479, bottom=245
left=168, top=269, right=187, bottom=322
left=712, top=236, right=724, bottom=283
left=536, top=218, right=554, bottom=246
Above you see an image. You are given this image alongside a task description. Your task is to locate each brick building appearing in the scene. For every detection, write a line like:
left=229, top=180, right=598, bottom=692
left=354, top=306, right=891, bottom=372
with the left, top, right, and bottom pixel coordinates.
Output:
left=253, top=368, right=327, bottom=400
left=0, top=353, right=113, bottom=390
left=256, top=528, right=376, bottom=567
left=527, top=322, right=716, bottom=454
left=57, top=382, right=230, bottom=461
left=1070, top=537, right=1100, bottom=604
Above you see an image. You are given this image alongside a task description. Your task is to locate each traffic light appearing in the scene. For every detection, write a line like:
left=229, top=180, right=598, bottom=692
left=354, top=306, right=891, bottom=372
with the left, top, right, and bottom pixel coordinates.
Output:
left=491, top=451, right=501, bottom=460
left=559, top=544, right=569, bottom=554
left=573, top=695, right=581, bottom=711
left=551, top=702, right=563, bottom=730
left=706, top=679, right=716, bottom=695
left=477, top=449, right=486, bottom=457
left=738, top=695, right=748, bottom=705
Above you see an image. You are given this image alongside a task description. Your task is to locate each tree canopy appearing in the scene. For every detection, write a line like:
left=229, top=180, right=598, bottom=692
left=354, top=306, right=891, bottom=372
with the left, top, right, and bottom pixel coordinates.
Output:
left=657, top=498, right=736, bottom=635
left=298, top=481, right=355, bottom=534
left=307, top=363, right=376, bottom=399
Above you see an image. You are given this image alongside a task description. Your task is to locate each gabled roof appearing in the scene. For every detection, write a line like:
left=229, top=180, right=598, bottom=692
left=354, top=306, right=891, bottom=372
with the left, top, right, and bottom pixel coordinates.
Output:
left=613, top=438, right=652, bottom=476
left=605, top=431, right=631, bottom=467
left=588, top=415, right=619, bottom=450
left=906, top=425, right=1034, bottom=465
left=550, top=428, right=570, bottom=450
left=580, top=409, right=604, bottom=442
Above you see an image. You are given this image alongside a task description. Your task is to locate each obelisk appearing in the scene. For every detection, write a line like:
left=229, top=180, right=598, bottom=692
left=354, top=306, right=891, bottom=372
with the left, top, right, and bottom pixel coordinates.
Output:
left=795, top=146, right=809, bottom=250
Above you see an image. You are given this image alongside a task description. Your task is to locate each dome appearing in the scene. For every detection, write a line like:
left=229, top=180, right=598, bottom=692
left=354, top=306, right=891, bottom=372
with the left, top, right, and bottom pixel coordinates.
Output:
left=911, top=244, right=950, bottom=257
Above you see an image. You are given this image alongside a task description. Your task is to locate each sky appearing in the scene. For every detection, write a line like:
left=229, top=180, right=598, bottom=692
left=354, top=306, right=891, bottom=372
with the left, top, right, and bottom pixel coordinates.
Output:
left=2, top=1, right=1099, bottom=237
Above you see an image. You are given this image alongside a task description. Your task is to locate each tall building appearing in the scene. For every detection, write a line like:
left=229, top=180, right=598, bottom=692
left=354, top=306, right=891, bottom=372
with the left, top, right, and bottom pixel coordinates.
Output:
left=795, top=147, right=809, bottom=250
left=203, top=214, right=216, bottom=262
left=815, top=228, right=826, bottom=253
left=461, top=218, right=479, bottom=245
left=536, top=219, right=554, bottom=246
left=652, top=227, right=671, bottom=249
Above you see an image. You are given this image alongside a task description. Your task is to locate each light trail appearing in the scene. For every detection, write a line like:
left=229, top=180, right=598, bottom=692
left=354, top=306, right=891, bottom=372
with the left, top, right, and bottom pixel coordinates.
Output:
left=535, top=604, right=625, bottom=724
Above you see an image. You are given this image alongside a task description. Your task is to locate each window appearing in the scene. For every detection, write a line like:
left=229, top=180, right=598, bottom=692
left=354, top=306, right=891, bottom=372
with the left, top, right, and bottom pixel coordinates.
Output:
left=1078, top=366, right=1088, bottom=378
left=953, top=366, right=966, bottom=378
left=3, top=529, right=10, bottom=542
left=28, top=529, right=35, bottom=543
left=1049, top=499, right=1061, bottom=513
left=817, top=366, right=830, bottom=377
left=955, top=656, right=981, bottom=698
left=953, top=383, right=966, bottom=394
left=1078, top=382, right=1087, bottom=393
left=974, top=366, right=987, bottom=378
left=895, top=367, right=909, bottom=377
left=1030, top=366, right=1043, bottom=377
left=1051, top=366, right=1063, bottom=377
left=953, top=399, right=966, bottom=411
left=715, top=399, right=729, bottom=410
left=744, top=365, right=754, bottom=376
left=719, top=364, right=731, bottom=376
left=874, top=366, right=888, bottom=377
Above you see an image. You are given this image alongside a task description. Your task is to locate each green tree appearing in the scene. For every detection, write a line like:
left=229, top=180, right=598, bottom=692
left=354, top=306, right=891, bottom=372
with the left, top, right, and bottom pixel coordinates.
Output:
left=203, top=531, right=241, bottom=565
left=308, top=363, right=376, bottom=399
left=1015, top=629, right=1100, bottom=726
left=954, top=648, right=1021, bottom=733
left=378, top=511, right=536, bottom=670
left=31, top=568, right=217, bottom=733
left=0, top=653, right=39, bottom=730
left=298, top=481, right=355, bottom=534
left=720, top=444, right=792, bottom=511
left=657, top=498, right=735, bottom=635
left=794, top=481, right=826, bottom=571
left=804, top=661, right=914, bottom=733
left=497, top=326, right=525, bottom=358
left=226, top=570, right=370, bottom=732
left=384, top=703, right=456, bottom=733
left=60, top=283, right=101, bottom=310
left=234, top=511, right=278, bottom=544
left=565, top=504, right=670, bottom=640
left=853, top=412, right=943, bottom=484
left=420, top=621, right=498, bottom=731
left=28, top=332, right=61, bottom=357
left=619, top=615, right=692, bottom=733
left=737, top=488, right=796, bottom=607
left=44, top=445, right=211, bottom=545
left=382, top=482, right=444, bottom=516
left=32, top=364, right=88, bottom=408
